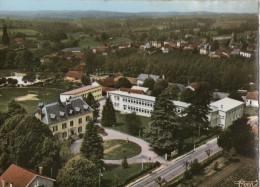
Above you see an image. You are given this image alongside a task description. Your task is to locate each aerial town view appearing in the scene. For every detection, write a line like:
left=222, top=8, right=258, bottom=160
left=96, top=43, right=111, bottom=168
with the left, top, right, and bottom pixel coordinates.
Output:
left=0, top=0, right=258, bottom=187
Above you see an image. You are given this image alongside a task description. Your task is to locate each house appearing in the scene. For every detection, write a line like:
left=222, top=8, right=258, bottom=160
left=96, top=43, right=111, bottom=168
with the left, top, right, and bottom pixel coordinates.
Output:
left=60, top=82, right=102, bottom=102
left=0, top=164, right=55, bottom=187
left=119, top=88, right=145, bottom=95
left=209, top=98, right=244, bottom=129
left=65, top=71, right=85, bottom=82
left=137, top=73, right=159, bottom=86
left=62, top=47, right=81, bottom=53
left=73, top=63, right=86, bottom=73
left=239, top=50, right=252, bottom=58
left=36, top=97, right=93, bottom=139
left=245, top=92, right=258, bottom=107
left=186, top=82, right=199, bottom=91
left=131, top=86, right=149, bottom=94
left=172, top=101, right=191, bottom=116
left=199, top=43, right=211, bottom=55
left=92, top=46, right=109, bottom=54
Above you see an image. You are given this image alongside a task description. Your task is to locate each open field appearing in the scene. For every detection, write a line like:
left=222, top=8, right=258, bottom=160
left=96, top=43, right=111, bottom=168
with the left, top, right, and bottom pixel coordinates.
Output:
left=0, top=28, right=41, bottom=37
left=0, top=69, right=25, bottom=78
left=0, top=87, right=63, bottom=114
left=104, top=139, right=141, bottom=160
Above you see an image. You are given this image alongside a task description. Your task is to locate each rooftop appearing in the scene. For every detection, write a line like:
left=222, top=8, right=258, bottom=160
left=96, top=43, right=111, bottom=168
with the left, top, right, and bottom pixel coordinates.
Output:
left=210, top=97, right=244, bottom=112
left=137, top=73, right=159, bottom=81
left=0, top=164, right=55, bottom=187
left=61, top=84, right=100, bottom=95
left=131, top=86, right=149, bottom=92
left=172, top=100, right=191, bottom=108
left=108, top=90, right=156, bottom=101
left=40, top=97, right=93, bottom=125
left=246, top=91, right=258, bottom=100
left=65, top=71, right=85, bottom=79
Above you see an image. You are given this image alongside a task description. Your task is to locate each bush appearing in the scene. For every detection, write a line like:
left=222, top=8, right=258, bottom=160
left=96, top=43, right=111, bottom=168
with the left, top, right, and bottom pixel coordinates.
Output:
left=184, top=170, right=193, bottom=180
left=121, top=157, right=129, bottom=169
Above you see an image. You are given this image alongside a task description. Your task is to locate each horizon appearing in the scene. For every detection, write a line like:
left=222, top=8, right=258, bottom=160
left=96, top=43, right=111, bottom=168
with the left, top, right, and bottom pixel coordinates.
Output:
left=0, top=0, right=258, bottom=13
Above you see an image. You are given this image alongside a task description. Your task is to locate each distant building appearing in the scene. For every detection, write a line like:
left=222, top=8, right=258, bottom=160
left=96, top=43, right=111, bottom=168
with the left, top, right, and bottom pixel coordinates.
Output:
left=245, top=92, right=258, bottom=107
left=0, top=164, right=55, bottom=187
left=131, top=86, right=149, bottom=93
left=65, top=71, right=85, bottom=82
left=239, top=50, right=252, bottom=58
left=60, top=82, right=102, bottom=102
left=137, top=73, right=159, bottom=86
left=62, top=47, right=81, bottom=53
left=36, top=97, right=93, bottom=139
left=209, top=98, right=244, bottom=128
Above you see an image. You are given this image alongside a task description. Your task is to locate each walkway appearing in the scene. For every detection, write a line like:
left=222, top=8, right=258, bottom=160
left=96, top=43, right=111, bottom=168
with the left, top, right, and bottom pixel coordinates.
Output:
left=70, top=127, right=167, bottom=164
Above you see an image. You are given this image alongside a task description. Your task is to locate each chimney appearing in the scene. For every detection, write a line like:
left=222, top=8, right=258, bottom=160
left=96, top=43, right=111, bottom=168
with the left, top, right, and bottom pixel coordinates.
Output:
left=2, top=178, right=5, bottom=187
left=221, top=105, right=223, bottom=109
left=39, top=167, right=43, bottom=175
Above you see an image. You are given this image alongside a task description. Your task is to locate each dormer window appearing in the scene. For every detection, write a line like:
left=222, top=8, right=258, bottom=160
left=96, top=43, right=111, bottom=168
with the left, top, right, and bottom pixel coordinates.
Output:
left=69, top=109, right=73, bottom=114
left=83, top=105, right=89, bottom=110
left=75, top=107, right=81, bottom=112
left=59, top=111, right=65, bottom=117
left=50, top=113, right=56, bottom=119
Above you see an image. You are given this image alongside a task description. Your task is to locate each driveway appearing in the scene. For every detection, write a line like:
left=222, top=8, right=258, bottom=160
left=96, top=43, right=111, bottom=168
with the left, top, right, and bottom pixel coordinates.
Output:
left=70, top=127, right=166, bottom=164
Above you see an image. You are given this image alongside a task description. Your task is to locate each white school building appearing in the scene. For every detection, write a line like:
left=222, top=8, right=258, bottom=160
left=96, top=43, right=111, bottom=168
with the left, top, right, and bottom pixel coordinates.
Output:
left=107, top=91, right=244, bottom=129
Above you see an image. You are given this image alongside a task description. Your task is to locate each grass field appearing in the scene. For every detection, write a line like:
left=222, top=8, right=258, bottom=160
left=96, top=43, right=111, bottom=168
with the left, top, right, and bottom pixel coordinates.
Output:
left=104, top=139, right=141, bottom=160
left=0, top=28, right=41, bottom=38
left=0, top=87, right=63, bottom=114
left=101, top=163, right=155, bottom=187
left=109, top=112, right=150, bottom=137
left=0, top=69, right=24, bottom=78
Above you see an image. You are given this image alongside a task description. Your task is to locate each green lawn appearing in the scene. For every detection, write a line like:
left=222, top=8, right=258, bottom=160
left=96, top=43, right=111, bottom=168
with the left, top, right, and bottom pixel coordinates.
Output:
left=104, top=139, right=141, bottom=160
left=244, top=107, right=258, bottom=116
left=0, top=87, right=63, bottom=114
left=109, top=112, right=150, bottom=137
left=0, top=69, right=25, bottom=78
left=0, top=28, right=41, bottom=37
left=101, top=163, right=155, bottom=187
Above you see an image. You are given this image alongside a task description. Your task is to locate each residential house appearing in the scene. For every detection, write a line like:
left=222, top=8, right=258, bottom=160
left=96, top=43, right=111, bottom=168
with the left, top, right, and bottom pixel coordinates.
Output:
left=239, top=50, right=252, bottom=58
left=131, top=86, right=149, bottom=94
left=36, top=97, right=93, bottom=139
left=245, top=92, right=258, bottom=107
left=92, top=46, right=109, bottom=54
left=0, top=164, right=55, bottom=187
left=186, top=82, right=199, bottom=91
left=62, top=47, right=81, bottom=53
left=137, top=73, right=159, bottom=86
left=60, top=82, right=102, bottom=102
left=209, top=98, right=244, bottom=129
left=65, top=71, right=85, bottom=82
left=199, top=43, right=211, bottom=55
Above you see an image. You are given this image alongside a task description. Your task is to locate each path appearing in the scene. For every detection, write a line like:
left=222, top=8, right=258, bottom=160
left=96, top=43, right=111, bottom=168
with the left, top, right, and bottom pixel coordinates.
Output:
left=70, top=127, right=166, bottom=164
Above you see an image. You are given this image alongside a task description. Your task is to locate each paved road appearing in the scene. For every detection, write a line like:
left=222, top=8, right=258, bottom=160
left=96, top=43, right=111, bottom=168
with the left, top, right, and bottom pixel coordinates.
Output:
left=128, top=138, right=222, bottom=187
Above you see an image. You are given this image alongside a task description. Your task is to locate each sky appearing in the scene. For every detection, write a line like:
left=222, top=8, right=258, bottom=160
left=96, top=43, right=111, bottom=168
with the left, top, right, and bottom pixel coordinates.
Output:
left=0, top=0, right=258, bottom=13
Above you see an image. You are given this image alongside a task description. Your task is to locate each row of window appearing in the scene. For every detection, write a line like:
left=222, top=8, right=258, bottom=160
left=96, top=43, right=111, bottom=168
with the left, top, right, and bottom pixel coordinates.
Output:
left=122, top=97, right=154, bottom=107
left=82, top=89, right=102, bottom=98
left=61, top=126, right=83, bottom=138
left=126, top=105, right=152, bottom=114
left=53, top=115, right=91, bottom=132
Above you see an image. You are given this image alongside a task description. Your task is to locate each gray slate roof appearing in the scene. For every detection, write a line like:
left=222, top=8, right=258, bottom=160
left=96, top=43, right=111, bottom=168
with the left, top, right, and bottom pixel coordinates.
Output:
left=40, top=97, right=93, bottom=125
left=137, top=74, right=159, bottom=81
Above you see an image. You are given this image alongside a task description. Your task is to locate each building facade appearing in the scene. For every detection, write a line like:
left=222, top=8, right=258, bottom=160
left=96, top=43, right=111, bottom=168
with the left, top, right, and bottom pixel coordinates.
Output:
left=60, top=82, right=102, bottom=102
left=245, top=92, right=258, bottom=107
left=209, top=98, right=244, bottom=129
left=36, top=97, right=93, bottom=139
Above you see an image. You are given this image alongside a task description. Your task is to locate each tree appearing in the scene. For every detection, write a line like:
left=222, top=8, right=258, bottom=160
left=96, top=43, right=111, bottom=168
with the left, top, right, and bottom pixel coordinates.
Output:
left=228, top=91, right=243, bottom=101
left=142, top=77, right=155, bottom=90
left=22, top=72, right=36, bottom=83
left=217, top=117, right=255, bottom=156
left=80, top=121, right=103, bottom=168
left=101, top=97, right=116, bottom=127
left=152, top=79, right=168, bottom=97
left=7, top=78, right=18, bottom=86
left=85, top=93, right=100, bottom=121
left=121, top=156, right=129, bottom=168
left=186, top=82, right=212, bottom=139
left=7, top=100, right=27, bottom=116
left=81, top=76, right=90, bottom=86
left=189, top=159, right=204, bottom=175
left=101, top=32, right=109, bottom=41
left=115, top=77, right=132, bottom=88
left=144, top=92, right=179, bottom=154
left=0, top=115, right=61, bottom=177
left=2, top=24, right=10, bottom=46
left=125, top=112, right=142, bottom=136
left=180, top=89, right=195, bottom=103
left=163, top=84, right=180, bottom=100
left=57, top=154, right=99, bottom=187
left=0, top=78, right=6, bottom=85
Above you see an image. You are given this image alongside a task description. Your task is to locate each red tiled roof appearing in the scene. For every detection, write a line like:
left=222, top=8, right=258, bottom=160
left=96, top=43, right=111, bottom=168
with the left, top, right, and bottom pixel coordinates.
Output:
left=0, top=164, right=55, bottom=187
left=120, top=88, right=144, bottom=94
left=114, top=72, right=124, bottom=78
left=66, top=71, right=85, bottom=79
left=73, top=64, right=86, bottom=72
left=246, top=92, right=258, bottom=100
left=189, top=82, right=199, bottom=90
left=102, top=86, right=117, bottom=93
left=97, top=77, right=115, bottom=87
